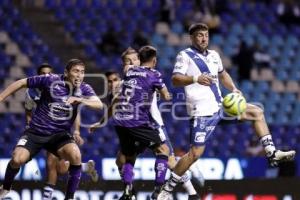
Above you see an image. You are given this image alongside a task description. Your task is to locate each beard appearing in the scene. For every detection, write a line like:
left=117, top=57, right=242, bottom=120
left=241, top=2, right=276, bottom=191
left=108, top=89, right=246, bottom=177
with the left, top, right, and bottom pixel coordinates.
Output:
left=194, top=43, right=208, bottom=53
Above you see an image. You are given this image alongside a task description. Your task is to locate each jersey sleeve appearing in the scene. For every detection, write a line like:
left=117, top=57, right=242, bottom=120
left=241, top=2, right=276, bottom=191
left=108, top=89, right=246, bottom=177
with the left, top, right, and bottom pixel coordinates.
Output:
left=26, top=74, right=53, bottom=89
left=152, top=71, right=166, bottom=90
left=81, top=83, right=97, bottom=97
left=216, top=52, right=224, bottom=73
left=173, top=51, right=189, bottom=75
left=24, top=90, right=35, bottom=111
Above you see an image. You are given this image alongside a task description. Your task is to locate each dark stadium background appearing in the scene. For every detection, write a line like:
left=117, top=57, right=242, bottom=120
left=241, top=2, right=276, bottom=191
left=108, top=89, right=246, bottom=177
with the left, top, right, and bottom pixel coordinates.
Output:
left=0, top=0, right=300, bottom=199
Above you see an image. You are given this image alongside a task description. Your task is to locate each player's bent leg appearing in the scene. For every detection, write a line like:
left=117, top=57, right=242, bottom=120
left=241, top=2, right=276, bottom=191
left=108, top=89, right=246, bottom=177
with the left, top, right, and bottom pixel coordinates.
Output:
left=115, top=151, right=127, bottom=180
left=116, top=151, right=126, bottom=169
left=57, top=143, right=81, bottom=165
left=119, top=153, right=138, bottom=200
left=157, top=146, right=205, bottom=200
left=165, top=155, right=199, bottom=200
left=57, top=143, right=82, bottom=200
left=241, top=103, right=296, bottom=166
left=43, top=152, right=59, bottom=200
left=57, top=159, right=70, bottom=175
left=241, top=103, right=269, bottom=137
left=11, top=147, right=31, bottom=168
left=0, top=147, right=30, bottom=197
left=151, top=144, right=169, bottom=200
left=47, top=153, right=60, bottom=184
left=173, top=145, right=205, bottom=176
left=167, top=155, right=177, bottom=169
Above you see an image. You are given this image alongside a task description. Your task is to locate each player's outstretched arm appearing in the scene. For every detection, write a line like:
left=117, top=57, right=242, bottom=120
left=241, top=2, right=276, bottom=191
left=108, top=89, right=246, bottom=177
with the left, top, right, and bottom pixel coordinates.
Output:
left=159, top=86, right=171, bottom=101
left=0, top=78, right=27, bottom=102
left=218, top=70, right=241, bottom=94
left=88, top=94, right=119, bottom=133
left=66, top=96, right=103, bottom=110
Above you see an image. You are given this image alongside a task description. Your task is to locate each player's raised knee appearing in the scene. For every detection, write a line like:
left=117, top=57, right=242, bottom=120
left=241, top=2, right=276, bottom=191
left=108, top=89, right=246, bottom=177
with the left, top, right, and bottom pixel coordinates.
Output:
left=189, top=146, right=205, bottom=162
left=11, top=155, right=26, bottom=167
left=70, top=152, right=81, bottom=164
left=11, top=149, right=30, bottom=167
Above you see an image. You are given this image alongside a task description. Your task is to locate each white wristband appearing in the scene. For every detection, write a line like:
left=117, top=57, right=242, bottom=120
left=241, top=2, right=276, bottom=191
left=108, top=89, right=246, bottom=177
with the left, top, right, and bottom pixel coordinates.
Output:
left=192, top=75, right=198, bottom=83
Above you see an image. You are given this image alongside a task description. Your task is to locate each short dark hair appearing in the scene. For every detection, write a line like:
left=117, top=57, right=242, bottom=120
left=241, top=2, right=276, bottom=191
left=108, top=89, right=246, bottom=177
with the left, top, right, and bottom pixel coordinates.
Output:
left=188, top=23, right=209, bottom=35
left=138, top=45, right=157, bottom=63
left=65, top=59, right=85, bottom=71
left=121, top=47, right=138, bottom=62
left=37, top=63, right=53, bottom=75
left=105, top=71, right=120, bottom=78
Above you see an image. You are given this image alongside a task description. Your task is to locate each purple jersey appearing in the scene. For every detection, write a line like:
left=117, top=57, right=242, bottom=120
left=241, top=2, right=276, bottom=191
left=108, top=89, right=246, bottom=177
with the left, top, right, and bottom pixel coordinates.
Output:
left=113, top=66, right=165, bottom=127
left=27, top=74, right=96, bottom=135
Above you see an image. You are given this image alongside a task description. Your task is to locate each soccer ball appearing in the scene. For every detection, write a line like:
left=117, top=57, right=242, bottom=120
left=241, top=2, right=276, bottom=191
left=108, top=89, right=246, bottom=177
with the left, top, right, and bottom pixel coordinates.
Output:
left=222, top=92, right=247, bottom=116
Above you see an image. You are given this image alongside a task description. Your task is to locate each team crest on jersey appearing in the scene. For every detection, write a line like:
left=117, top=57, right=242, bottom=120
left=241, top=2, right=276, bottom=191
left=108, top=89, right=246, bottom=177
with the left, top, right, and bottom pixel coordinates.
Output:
left=195, top=132, right=206, bottom=143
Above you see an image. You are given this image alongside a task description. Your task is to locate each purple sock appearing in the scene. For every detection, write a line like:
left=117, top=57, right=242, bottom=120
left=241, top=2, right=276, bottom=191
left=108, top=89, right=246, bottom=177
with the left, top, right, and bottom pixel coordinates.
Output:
left=122, top=163, right=134, bottom=185
left=3, top=161, right=20, bottom=190
left=154, top=155, right=168, bottom=186
left=65, top=164, right=81, bottom=199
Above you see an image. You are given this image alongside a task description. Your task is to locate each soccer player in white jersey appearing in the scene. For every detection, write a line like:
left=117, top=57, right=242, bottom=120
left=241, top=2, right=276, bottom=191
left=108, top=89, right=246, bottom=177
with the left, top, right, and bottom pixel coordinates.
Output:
left=157, top=23, right=296, bottom=200
left=121, top=48, right=200, bottom=200
left=24, top=63, right=98, bottom=200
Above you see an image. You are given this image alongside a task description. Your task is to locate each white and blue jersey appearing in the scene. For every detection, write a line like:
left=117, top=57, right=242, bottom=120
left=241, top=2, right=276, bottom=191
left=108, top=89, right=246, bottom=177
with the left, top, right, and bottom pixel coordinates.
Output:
left=173, top=47, right=225, bottom=145
left=173, top=47, right=224, bottom=117
left=151, top=92, right=174, bottom=155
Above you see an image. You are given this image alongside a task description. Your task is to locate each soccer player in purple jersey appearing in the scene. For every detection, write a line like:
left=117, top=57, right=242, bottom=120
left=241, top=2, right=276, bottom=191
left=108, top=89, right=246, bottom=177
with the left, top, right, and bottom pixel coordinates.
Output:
left=120, top=47, right=201, bottom=200
left=91, top=46, right=171, bottom=200
left=157, top=23, right=296, bottom=200
left=0, top=59, right=103, bottom=200
left=24, top=63, right=98, bottom=200
left=113, top=46, right=171, bottom=200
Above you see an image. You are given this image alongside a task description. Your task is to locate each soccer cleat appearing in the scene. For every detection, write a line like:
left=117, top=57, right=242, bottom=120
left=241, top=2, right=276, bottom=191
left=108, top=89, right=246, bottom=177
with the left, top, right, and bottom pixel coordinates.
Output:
left=189, top=169, right=205, bottom=188
left=268, top=150, right=296, bottom=167
left=0, top=185, right=10, bottom=198
left=86, top=160, right=99, bottom=182
left=119, top=194, right=135, bottom=200
left=151, top=185, right=162, bottom=200
left=119, top=184, right=136, bottom=200
left=188, top=194, right=201, bottom=200
left=157, top=189, right=173, bottom=200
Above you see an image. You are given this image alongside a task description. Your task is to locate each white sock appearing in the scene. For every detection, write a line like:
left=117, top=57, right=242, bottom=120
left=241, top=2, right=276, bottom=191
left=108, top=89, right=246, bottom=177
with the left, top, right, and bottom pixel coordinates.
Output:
left=165, top=172, right=181, bottom=192
left=183, top=179, right=197, bottom=195
left=260, top=134, right=276, bottom=157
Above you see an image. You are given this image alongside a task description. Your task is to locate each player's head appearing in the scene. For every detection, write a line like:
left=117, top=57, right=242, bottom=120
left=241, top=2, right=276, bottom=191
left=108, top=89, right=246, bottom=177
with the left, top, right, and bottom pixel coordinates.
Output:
left=189, top=23, right=209, bottom=52
left=105, top=71, right=121, bottom=95
left=64, top=58, right=85, bottom=87
left=37, top=63, right=53, bottom=75
left=121, top=47, right=140, bottom=67
left=138, top=45, right=157, bottom=68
